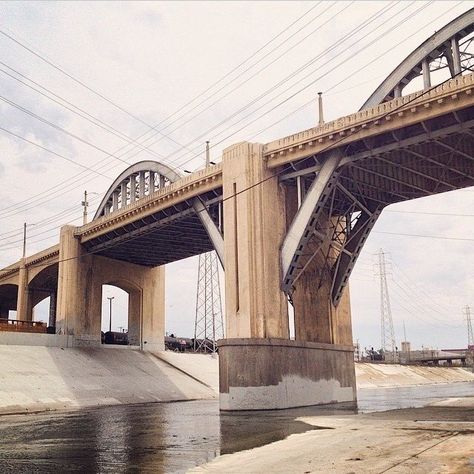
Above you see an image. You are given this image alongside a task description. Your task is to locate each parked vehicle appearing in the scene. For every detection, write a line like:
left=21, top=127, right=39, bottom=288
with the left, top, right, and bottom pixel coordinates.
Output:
left=103, top=331, right=129, bottom=345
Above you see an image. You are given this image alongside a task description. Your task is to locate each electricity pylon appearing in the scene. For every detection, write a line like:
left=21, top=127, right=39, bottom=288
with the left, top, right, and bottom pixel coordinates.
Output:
left=377, top=249, right=396, bottom=357
left=194, top=251, right=224, bottom=353
left=193, top=140, right=224, bottom=353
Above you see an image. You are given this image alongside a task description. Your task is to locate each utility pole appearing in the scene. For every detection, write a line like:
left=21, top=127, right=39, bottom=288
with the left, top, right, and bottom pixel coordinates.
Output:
left=464, top=305, right=473, bottom=347
left=377, top=249, right=396, bottom=359
left=194, top=141, right=224, bottom=353
left=82, top=190, right=89, bottom=225
left=22, top=222, right=27, bottom=258
left=107, top=296, right=114, bottom=332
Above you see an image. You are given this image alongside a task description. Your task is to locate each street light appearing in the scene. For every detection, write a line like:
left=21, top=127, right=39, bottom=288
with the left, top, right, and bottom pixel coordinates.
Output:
left=107, top=296, right=115, bottom=332
left=82, top=190, right=101, bottom=225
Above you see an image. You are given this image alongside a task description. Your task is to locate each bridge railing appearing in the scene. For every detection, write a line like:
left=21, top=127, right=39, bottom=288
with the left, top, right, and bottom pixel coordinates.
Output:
left=0, top=319, right=47, bottom=333
left=264, top=72, right=474, bottom=156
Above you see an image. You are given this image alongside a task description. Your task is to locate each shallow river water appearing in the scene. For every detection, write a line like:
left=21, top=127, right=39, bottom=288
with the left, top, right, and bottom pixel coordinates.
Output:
left=0, top=382, right=473, bottom=473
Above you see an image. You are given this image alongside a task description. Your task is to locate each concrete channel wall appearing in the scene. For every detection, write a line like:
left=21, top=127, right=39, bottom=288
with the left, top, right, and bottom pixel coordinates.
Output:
left=0, top=346, right=472, bottom=415
left=0, top=345, right=216, bottom=415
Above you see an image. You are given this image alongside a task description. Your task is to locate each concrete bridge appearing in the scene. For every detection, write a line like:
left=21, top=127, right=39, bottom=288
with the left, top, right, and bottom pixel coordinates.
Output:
left=1, top=10, right=473, bottom=410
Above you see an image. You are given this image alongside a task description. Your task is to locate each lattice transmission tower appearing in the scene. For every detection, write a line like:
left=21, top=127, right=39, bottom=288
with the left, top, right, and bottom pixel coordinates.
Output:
left=377, top=249, right=396, bottom=356
left=193, top=141, right=224, bottom=353
left=464, top=305, right=473, bottom=347
left=194, top=251, right=224, bottom=353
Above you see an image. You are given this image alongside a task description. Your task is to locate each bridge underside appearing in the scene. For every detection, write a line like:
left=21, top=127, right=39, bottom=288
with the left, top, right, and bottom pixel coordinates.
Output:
left=82, top=191, right=222, bottom=266
left=282, top=105, right=474, bottom=305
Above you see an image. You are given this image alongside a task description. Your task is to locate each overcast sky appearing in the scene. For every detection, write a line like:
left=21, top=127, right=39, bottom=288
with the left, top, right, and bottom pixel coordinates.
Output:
left=0, top=1, right=472, bottom=351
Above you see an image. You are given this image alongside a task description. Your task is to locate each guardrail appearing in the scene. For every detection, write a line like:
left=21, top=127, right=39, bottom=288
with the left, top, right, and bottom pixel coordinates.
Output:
left=0, top=319, right=47, bottom=333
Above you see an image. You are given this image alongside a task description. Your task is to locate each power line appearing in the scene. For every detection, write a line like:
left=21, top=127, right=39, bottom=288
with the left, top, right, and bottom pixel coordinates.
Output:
left=84, top=0, right=399, bottom=173
left=0, top=94, right=138, bottom=167
left=0, top=2, right=325, bottom=174
left=1, top=64, right=465, bottom=275
left=0, top=28, right=188, bottom=150
left=139, top=1, right=406, bottom=169
left=244, top=1, right=463, bottom=143
left=373, top=230, right=474, bottom=242
left=136, top=1, right=353, bottom=155
left=323, top=1, right=460, bottom=97
left=0, top=5, right=344, bottom=218
left=0, top=62, right=167, bottom=160
left=0, top=126, right=111, bottom=178
left=385, top=209, right=474, bottom=217
left=391, top=280, right=461, bottom=325
left=170, top=1, right=431, bottom=170
left=389, top=285, right=464, bottom=332
left=391, top=261, right=464, bottom=316
left=0, top=1, right=405, bottom=222
left=0, top=196, right=101, bottom=243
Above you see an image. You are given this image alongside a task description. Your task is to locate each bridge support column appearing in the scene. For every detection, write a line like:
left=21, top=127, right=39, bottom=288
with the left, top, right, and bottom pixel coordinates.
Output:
left=290, top=226, right=354, bottom=348
left=219, top=142, right=289, bottom=410
left=218, top=142, right=356, bottom=410
left=48, top=291, right=57, bottom=329
left=140, top=265, right=165, bottom=352
left=221, top=142, right=289, bottom=340
left=16, top=259, right=32, bottom=322
left=56, top=226, right=101, bottom=346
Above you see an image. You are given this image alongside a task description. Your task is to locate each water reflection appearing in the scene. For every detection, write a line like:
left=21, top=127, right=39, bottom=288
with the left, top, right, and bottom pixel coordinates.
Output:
left=0, top=401, right=326, bottom=473
left=0, top=382, right=472, bottom=473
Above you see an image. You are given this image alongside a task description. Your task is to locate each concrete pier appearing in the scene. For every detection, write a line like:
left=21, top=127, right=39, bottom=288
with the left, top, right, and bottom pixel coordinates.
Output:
left=219, top=338, right=356, bottom=410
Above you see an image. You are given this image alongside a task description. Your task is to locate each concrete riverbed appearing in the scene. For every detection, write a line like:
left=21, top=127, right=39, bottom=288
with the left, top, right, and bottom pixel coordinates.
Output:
left=0, top=383, right=473, bottom=473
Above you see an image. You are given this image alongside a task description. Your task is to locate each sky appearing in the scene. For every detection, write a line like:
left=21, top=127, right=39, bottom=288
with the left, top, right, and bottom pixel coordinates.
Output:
left=0, top=1, right=472, bottom=351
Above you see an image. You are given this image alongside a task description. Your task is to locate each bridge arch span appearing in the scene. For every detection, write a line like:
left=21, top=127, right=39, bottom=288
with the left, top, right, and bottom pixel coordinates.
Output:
left=0, top=284, right=18, bottom=318
left=94, top=160, right=182, bottom=219
left=101, top=278, right=142, bottom=346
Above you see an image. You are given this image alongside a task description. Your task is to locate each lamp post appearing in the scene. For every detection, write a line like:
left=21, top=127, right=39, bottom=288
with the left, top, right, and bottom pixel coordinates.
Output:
left=107, top=296, right=114, bottom=332
left=82, top=190, right=100, bottom=225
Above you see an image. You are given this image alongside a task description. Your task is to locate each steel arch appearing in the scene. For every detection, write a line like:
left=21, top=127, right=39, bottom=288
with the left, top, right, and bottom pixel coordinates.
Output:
left=362, top=8, right=474, bottom=109
left=93, top=160, right=182, bottom=220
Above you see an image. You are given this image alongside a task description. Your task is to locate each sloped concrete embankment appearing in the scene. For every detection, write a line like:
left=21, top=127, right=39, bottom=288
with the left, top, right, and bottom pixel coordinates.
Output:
left=1, top=346, right=473, bottom=416
left=0, top=345, right=216, bottom=415
left=356, top=362, right=474, bottom=388
left=146, top=354, right=474, bottom=390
